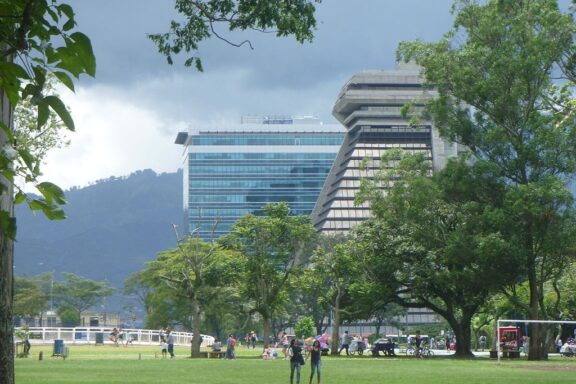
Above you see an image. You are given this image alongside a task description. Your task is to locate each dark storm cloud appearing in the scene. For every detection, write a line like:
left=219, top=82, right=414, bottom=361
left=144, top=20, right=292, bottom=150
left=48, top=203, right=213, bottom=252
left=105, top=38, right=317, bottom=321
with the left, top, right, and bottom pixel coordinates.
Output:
left=68, top=0, right=454, bottom=91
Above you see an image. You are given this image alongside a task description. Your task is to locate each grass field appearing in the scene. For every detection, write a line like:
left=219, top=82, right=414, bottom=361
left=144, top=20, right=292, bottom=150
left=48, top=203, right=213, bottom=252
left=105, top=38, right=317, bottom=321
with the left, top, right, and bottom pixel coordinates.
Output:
left=14, top=344, right=576, bottom=384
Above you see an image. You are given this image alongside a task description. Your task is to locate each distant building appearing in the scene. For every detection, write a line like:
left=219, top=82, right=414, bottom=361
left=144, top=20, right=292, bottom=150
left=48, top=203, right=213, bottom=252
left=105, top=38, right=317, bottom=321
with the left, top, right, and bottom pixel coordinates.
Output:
left=312, top=63, right=465, bottom=234
left=175, top=116, right=345, bottom=240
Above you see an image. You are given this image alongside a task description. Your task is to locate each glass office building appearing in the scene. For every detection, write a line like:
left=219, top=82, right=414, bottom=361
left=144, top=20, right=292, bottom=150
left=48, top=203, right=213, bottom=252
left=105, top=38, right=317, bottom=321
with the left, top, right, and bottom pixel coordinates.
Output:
left=175, top=116, right=345, bottom=240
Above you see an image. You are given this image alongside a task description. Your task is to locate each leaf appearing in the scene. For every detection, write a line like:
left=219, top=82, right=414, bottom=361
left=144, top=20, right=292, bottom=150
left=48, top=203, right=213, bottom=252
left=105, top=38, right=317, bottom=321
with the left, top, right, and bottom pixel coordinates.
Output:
left=36, top=181, right=67, bottom=205
left=21, top=83, right=41, bottom=100
left=0, top=62, right=28, bottom=105
left=69, top=32, right=96, bottom=77
left=43, top=95, right=74, bottom=131
left=37, top=99, right=49, bottom=129
left=53, top=71, right=75, bottom=92
left=28, top=199, right=66, bottom=220
left=32, top=66, right=47, bottom=88
left=18, top=148, right=37, bottom=174
left=14, top=191, right=26, bottom=205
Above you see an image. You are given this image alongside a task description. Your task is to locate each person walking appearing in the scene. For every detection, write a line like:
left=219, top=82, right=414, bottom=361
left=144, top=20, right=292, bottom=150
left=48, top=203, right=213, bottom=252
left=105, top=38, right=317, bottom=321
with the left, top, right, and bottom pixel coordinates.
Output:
left=338, top=330, right=351, bottom=356
left=226, top=334, right=237, bottom=359
left=479, top=335, right=487, bottom=351
left=309, top=339, right=322, bottom=384
left=281, top=332, right=290, bottom=360
left=289, top=338, right=304, bottom=384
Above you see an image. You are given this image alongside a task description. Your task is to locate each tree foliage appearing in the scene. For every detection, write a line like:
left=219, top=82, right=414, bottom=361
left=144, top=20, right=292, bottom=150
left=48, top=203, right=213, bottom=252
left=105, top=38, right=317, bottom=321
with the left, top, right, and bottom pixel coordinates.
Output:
left=14, top=74, right=71, bottom=167
left=397, top=0, right=576, bottom=360
left=294, top=316, right=314, bottom=339
left=52, top=272, right=114, bottom=325
left=149, top=0, right=320, bottom=70
left=13, top=276, right=48, bottom=319
left=355, top=151, right=524, bottom=357
left=306, top=234, right=361, bottom=354
left=220, top=202, right=317, bottom=347
left=142, top=235, right=242, bottom=357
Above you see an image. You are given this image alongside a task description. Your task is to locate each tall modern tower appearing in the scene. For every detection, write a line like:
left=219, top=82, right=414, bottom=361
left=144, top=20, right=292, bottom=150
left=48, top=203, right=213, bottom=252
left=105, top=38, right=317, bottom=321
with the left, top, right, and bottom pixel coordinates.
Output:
left=175, top=116, right=345, bottom=240
left=312, top=63, right=464, bottom=234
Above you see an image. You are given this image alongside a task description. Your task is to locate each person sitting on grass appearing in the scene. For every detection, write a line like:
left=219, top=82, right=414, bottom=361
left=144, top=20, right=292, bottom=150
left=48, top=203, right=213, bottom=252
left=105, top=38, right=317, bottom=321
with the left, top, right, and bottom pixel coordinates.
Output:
left=262, top=344, right=276, bottom=360
left=108, top=328, right=119, bottom=345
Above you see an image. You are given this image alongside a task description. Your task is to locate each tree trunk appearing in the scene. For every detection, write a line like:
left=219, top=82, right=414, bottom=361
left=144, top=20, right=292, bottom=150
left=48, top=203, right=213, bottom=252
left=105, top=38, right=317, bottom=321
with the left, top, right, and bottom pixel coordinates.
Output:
left=190, top=302, right=203, bottom=358
left=262, top=315, right=271, bottom=350
left=448, top=313, right=474, bottom=358
left=0, top=88, right=15, bottom=384
left=330, top=291, right=341, bottom=355
left=374, top=316, right=384, bottom=338
left=528, top=322, right=548, bottom=360
left=526, top=237, right=547, bottom=360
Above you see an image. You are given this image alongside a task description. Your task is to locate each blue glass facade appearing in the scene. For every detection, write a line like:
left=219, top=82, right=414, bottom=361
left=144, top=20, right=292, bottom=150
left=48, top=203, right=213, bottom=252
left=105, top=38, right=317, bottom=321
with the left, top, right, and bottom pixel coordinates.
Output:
left=176, top=120, right=345, bottom=240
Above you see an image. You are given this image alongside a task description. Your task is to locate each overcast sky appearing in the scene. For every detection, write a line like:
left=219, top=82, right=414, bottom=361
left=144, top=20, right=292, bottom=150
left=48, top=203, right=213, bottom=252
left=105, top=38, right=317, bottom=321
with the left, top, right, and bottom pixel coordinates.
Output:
left=40, top=0, right=456, bottom=190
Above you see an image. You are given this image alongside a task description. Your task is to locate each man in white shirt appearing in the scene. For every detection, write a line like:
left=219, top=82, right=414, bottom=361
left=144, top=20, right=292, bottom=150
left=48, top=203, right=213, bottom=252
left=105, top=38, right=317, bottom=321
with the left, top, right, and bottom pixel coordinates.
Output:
left=338, top=331, right=351, bottom=356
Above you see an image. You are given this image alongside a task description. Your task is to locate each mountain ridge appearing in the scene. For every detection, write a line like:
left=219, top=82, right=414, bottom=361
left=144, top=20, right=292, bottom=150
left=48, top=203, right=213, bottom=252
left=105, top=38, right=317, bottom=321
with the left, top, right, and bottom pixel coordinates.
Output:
left=14, top=169, right=183, bottom=287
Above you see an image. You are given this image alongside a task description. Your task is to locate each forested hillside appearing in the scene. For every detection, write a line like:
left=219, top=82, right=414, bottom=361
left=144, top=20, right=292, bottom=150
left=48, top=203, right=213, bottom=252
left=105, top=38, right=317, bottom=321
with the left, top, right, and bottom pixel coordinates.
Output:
left=14, top=169, right=183, bottom=287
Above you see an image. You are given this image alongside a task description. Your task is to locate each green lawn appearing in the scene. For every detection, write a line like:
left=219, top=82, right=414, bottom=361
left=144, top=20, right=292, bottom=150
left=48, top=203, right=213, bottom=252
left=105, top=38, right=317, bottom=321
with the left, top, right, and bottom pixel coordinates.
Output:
left=15, top=345, right=576, bottom=384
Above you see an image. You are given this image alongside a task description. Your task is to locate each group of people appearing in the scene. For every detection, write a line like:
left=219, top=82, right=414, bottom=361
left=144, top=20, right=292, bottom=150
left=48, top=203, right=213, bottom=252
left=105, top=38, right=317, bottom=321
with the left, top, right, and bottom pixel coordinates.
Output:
left=288, top=338, right=322, bottom=384
left=108, top=328, right=131, bottom=346
left=159, top=327, right=175, bottom=358
left=244, top=331, right=258, bottom=349
left=556, top=337, right=576, bottom=356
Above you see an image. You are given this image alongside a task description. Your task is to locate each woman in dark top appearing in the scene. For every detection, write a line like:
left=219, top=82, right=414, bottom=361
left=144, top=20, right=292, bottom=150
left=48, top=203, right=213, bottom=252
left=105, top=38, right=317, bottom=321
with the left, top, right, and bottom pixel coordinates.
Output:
left=289, top=338, right=304, bottom=384
left=309, top=339, right=322, bottom=384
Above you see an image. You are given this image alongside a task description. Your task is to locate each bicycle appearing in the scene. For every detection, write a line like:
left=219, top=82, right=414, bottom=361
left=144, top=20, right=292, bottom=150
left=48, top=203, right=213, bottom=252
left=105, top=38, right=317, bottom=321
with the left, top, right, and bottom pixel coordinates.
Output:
left=420, top=345, right=434, bottom=358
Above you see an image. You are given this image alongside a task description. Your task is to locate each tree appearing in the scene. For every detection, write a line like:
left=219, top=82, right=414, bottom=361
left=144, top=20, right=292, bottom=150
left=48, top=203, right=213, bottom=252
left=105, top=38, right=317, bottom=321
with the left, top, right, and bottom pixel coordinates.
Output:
left=397, top=0, right=576, bottom=360
left=297, top=269, right=331, bottom=336
left=53, top=272, right=114, bottom=326
left=294, top=316, right=315, bottom=340
left=355, top=151, right=522, bottom=357
left=143, top=234, right=242, bottom=357
left=365, top=304, right=406, bottom=340
left=1, top=2, right=95, bottom=381
left=306, top=235, right=361, bottom=355
left=149, top=0, right=319, bottom=70
left=297, top=234, right=348, bottom=337
left=13, top=276, right=48, bottom=321
left=220, top=202, right=317, bottom=348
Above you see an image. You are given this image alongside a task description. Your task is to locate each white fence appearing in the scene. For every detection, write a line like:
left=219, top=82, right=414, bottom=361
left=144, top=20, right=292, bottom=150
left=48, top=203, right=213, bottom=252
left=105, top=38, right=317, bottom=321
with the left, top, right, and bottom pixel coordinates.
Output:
left=17, top=327, right=214, bottom=347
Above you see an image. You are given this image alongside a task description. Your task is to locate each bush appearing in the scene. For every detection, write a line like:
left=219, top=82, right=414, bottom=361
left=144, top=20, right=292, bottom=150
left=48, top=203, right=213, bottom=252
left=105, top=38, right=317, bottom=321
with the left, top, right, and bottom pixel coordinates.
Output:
left=294, top=317, right=315, bottom=339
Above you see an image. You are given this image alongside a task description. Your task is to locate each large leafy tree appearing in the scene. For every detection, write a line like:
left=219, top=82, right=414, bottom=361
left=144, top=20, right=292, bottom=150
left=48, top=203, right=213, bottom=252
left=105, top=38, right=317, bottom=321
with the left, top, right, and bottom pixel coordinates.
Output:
left=220, top=202, right=317, bottom=347
left=52, top=272, right=114, bottom=326
left=397, top=0, right=576, bottom=360
left=355, top=151, right=522, bottom=357
left=143, top=235, right=242, bottom=357
left=1, top=2, right=95, bottom=382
